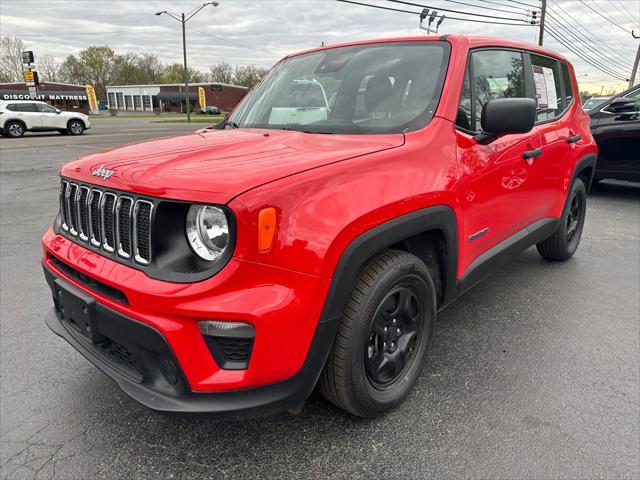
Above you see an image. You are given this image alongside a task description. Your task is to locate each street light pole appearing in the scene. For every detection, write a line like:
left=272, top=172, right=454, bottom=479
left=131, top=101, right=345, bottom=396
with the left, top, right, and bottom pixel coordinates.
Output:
left=155, top=2, right=219, bottom=123
left=181, top=12, right=190, bottom=123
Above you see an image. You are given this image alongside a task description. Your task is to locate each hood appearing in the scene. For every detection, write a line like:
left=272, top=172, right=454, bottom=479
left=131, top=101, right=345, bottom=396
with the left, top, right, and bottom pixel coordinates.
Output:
left=60, top=128, right=404, bottom=204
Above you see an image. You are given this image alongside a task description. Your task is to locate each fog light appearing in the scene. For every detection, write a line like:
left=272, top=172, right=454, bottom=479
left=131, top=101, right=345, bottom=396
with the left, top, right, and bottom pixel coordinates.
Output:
left=199, top=321, right=255, bottom=370
left=199, top=320, right=255, bottom=338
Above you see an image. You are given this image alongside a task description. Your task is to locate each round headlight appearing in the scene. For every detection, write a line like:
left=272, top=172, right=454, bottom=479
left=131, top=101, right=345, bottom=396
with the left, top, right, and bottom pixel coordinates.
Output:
left=186, top=205, right=229, bottom=261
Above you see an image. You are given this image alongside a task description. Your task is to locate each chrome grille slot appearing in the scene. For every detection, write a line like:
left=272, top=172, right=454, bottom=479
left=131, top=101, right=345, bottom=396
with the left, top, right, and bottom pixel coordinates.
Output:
left=77, top=186, right=90, bottom=241
left=88, top=190, right=102, bottom=246
left=67, top=183, right=79, bottom=236
left=133, top=200, right=153, bottom=265
left=58, top=180, right=156, bottom=268
left=116, top=196, right=133, bottom=259
left=101, top=193, right=117, bottom=252
left=59, top=181, right=69, bottom=231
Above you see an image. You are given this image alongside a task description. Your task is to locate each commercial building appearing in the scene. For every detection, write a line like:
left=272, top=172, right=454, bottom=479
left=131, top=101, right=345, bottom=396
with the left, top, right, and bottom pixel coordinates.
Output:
left=0, top=82, right=91, bottom=113
left=105, top=82, right=248, bottom=113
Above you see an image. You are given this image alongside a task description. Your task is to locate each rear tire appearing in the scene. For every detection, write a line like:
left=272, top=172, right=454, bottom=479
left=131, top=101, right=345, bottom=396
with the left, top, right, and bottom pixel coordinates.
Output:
left=536, top=177, right=587, bottom=261
left=5, top=121, right=25, bottom=138
left=318, top=249, right=436, bottom=418
left=67, top=120, right=84, bottom=135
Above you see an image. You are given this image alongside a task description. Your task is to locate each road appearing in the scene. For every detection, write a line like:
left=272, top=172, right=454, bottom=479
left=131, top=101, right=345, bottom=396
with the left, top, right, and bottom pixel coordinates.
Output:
left=1, top=119, right=639, bottom=479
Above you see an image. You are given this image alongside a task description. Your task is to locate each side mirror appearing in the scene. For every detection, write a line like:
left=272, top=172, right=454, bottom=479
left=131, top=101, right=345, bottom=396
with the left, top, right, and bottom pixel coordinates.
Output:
left=55, top=108, right=62, bottom=114
left=474, top=98, right=536, bottom=144
left=608, top=97, right=637, bottom=113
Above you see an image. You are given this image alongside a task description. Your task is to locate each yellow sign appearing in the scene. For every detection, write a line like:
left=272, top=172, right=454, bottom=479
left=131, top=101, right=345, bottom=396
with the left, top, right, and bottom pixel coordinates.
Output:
left=198, top=86, right=206, bottom=109
left=23, top=70, right=34, bottom=82
left=85, top=85, right=99, bottom=111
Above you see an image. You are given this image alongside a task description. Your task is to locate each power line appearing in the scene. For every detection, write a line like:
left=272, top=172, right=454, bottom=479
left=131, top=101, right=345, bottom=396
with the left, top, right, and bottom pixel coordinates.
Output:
left=576, top=0, right=632, bottom=35
left=548, top=0, right=631, bottom=53
left=337, top=0, right=537, bottom=25
left=544, top=15, right=632, bottom=68
left=506, top=0, right=540, bottom=8
left=431, top=0, right=529, bottom=16
left=609, top=0, right=636, bottom=23
left=545, top=25, right=628, bottom=80
left=544, top=23, right=628, bottom=79
left=470, top=0, right=532, bottom=13
left=5, top=28, right=167, bottom=37
left=388, top=0, right=531, bottom=22
left=544, top=23, right=629, bottom=78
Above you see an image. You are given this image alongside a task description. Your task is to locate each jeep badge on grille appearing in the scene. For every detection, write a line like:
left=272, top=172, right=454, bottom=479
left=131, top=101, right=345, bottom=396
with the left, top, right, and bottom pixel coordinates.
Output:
left=92, top=166, right=114, bottom=180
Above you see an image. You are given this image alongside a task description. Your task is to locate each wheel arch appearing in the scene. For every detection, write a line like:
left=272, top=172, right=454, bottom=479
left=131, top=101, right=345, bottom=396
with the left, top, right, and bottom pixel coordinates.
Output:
left=319, top=205, right=459, bottom=328
left=67, top=117, right=87, bottom=129
left=5, top=118, right=27, bottom=131
left=572, top=153, right=597, bottom=193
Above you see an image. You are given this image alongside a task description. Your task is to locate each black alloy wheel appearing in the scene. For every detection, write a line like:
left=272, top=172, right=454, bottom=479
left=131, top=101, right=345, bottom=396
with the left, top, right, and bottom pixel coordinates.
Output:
left=365, top=283, right=425, bottom=389
left=537, top=177, right=587, bottom=261
left=318, top=249, right=436, bottom=417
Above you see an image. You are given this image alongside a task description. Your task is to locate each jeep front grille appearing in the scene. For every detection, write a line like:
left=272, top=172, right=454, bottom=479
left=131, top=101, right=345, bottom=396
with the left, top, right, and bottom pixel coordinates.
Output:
left=59, top=180, right=154, bottom=265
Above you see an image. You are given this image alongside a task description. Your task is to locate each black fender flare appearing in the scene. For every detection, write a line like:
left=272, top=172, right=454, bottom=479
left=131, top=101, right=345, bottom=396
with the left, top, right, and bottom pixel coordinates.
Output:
left=319, top=205, right=459, bottom=327
left=571, top=153, right=597, bottom=193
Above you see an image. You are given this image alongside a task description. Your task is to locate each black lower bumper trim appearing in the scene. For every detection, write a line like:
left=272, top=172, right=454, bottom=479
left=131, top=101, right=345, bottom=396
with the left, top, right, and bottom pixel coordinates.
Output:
left=43, top=264, right=338, bottom=419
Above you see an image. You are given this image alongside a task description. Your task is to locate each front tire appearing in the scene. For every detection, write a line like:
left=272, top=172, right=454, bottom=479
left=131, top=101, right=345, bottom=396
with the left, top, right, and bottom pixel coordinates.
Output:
left=318, top=249, right=436, bottom=417
left=67, top=120, right=84, bottom=135
left=537, top=177, right=587, bottom=261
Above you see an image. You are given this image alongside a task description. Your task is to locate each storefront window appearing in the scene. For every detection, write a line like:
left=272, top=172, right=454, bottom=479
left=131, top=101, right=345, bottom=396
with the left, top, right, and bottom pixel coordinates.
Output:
left=116, top=92, right=124, bottom=109
left=133, top=95, right=142, bottom=110
left=143, top=95, right=151, bottom=109
left=125, top=95, right=133, bottom=109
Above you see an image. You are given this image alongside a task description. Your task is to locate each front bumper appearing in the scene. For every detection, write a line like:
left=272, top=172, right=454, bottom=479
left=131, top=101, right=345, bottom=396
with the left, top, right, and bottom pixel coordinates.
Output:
left=42, top=228, right=336, bottom=416
left=42, top=263, right=337, bottom=418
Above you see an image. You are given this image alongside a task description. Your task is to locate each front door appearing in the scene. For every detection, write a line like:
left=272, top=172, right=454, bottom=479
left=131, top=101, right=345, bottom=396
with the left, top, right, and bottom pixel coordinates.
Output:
left=591, top=87, right=640, bottom=179
left=36, top=102, right=64, bottom=129
left=454, top=48, right=542, bottom=273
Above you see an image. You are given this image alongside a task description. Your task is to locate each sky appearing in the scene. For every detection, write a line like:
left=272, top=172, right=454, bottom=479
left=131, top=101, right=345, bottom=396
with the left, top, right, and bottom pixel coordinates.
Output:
left=1, top=0, right=639, bottom=94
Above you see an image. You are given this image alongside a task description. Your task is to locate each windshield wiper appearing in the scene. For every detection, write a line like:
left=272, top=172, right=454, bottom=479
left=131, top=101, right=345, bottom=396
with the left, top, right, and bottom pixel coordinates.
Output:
left=280, top=126, right=334, bottom=134
left=223, top=119, right=240, bottom=128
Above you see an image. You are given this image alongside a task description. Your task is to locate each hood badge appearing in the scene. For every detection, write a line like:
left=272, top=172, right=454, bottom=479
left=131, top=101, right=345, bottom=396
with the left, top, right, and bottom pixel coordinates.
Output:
left=92, top=166, right=114, bottom=181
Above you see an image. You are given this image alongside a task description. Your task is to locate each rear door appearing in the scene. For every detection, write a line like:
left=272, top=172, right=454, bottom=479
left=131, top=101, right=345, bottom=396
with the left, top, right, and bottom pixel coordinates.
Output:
left=10, top=102, right=41, bottom=129
left=455, top=48, right=543, bottom=272
left=526, top=54, right=576, bottom=217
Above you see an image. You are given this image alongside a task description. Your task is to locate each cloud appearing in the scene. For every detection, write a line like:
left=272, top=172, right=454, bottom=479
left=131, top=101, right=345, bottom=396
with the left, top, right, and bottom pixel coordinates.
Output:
left=1, top=0, right=637, bottom=92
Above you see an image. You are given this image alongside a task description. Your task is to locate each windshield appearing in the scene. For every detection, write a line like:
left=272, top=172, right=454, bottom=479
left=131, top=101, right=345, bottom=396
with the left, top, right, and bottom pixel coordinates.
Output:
left=229, top=42, right=450, bottom=134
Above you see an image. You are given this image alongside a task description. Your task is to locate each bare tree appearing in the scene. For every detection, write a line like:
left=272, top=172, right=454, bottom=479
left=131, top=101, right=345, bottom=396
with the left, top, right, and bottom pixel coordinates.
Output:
left=233, top=65, right=268, bottom=88
left=209, top=62, right=234, bottom=84
left=38, top=54, right=62, bottom=83
left=0, top=36, right=26, bottom=82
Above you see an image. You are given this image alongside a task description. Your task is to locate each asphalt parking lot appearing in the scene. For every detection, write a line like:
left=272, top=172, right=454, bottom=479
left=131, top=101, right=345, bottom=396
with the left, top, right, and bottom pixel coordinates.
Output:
left=1, top=119, right=638, bottom=479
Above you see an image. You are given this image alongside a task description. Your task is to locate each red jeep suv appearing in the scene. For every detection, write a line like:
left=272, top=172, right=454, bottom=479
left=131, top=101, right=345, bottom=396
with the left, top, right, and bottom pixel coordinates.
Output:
left=42, top=36, right=597, bottom=418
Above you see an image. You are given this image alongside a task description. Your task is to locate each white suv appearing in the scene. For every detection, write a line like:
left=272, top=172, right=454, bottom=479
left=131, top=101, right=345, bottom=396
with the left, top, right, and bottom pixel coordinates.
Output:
left=0, top=100, right=91, bottom=138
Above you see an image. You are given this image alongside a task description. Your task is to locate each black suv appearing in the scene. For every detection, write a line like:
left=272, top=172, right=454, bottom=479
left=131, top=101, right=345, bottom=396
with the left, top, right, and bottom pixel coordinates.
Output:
left=588, top=85, right=640, bottom=182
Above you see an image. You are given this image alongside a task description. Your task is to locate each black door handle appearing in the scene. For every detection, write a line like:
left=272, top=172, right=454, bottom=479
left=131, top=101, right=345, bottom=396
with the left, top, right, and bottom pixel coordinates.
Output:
left=522, top=147, right=543, bottom=160
left=567, top=134, right=581, bottom=144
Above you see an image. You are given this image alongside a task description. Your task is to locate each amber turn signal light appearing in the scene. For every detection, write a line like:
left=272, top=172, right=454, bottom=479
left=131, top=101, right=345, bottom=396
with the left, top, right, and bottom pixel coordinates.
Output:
left=258, top=207, right=277, bottom=252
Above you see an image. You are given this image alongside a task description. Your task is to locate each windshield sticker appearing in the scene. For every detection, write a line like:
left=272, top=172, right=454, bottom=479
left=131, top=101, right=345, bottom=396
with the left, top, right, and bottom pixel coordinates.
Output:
left=532, top=65, right=558, bottom=110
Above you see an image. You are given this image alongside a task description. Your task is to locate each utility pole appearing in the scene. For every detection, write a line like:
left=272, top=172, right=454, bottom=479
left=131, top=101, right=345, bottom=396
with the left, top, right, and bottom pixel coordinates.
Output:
left=630, top=32, right=640, bottom=88
left=538, top=0, right=547, bottom=46
left=156, top=2, right=219, bottom=123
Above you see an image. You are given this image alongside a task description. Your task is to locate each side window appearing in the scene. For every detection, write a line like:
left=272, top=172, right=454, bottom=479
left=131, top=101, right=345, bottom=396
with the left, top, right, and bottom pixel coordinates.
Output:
left=15, top=103, right=38, bottom=112
left=469, top=50, right=526, bottom=131
left=456, top=67, right=472, bottom=131
left=624, top=88, right=640, bottom=109
left=530, top=54, right=563, bottom=122
left=36, top=103, right=57, bottom=113
left=560, top=62, right=574, bottom=108
left=6, top=104, right=18, bottom=111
